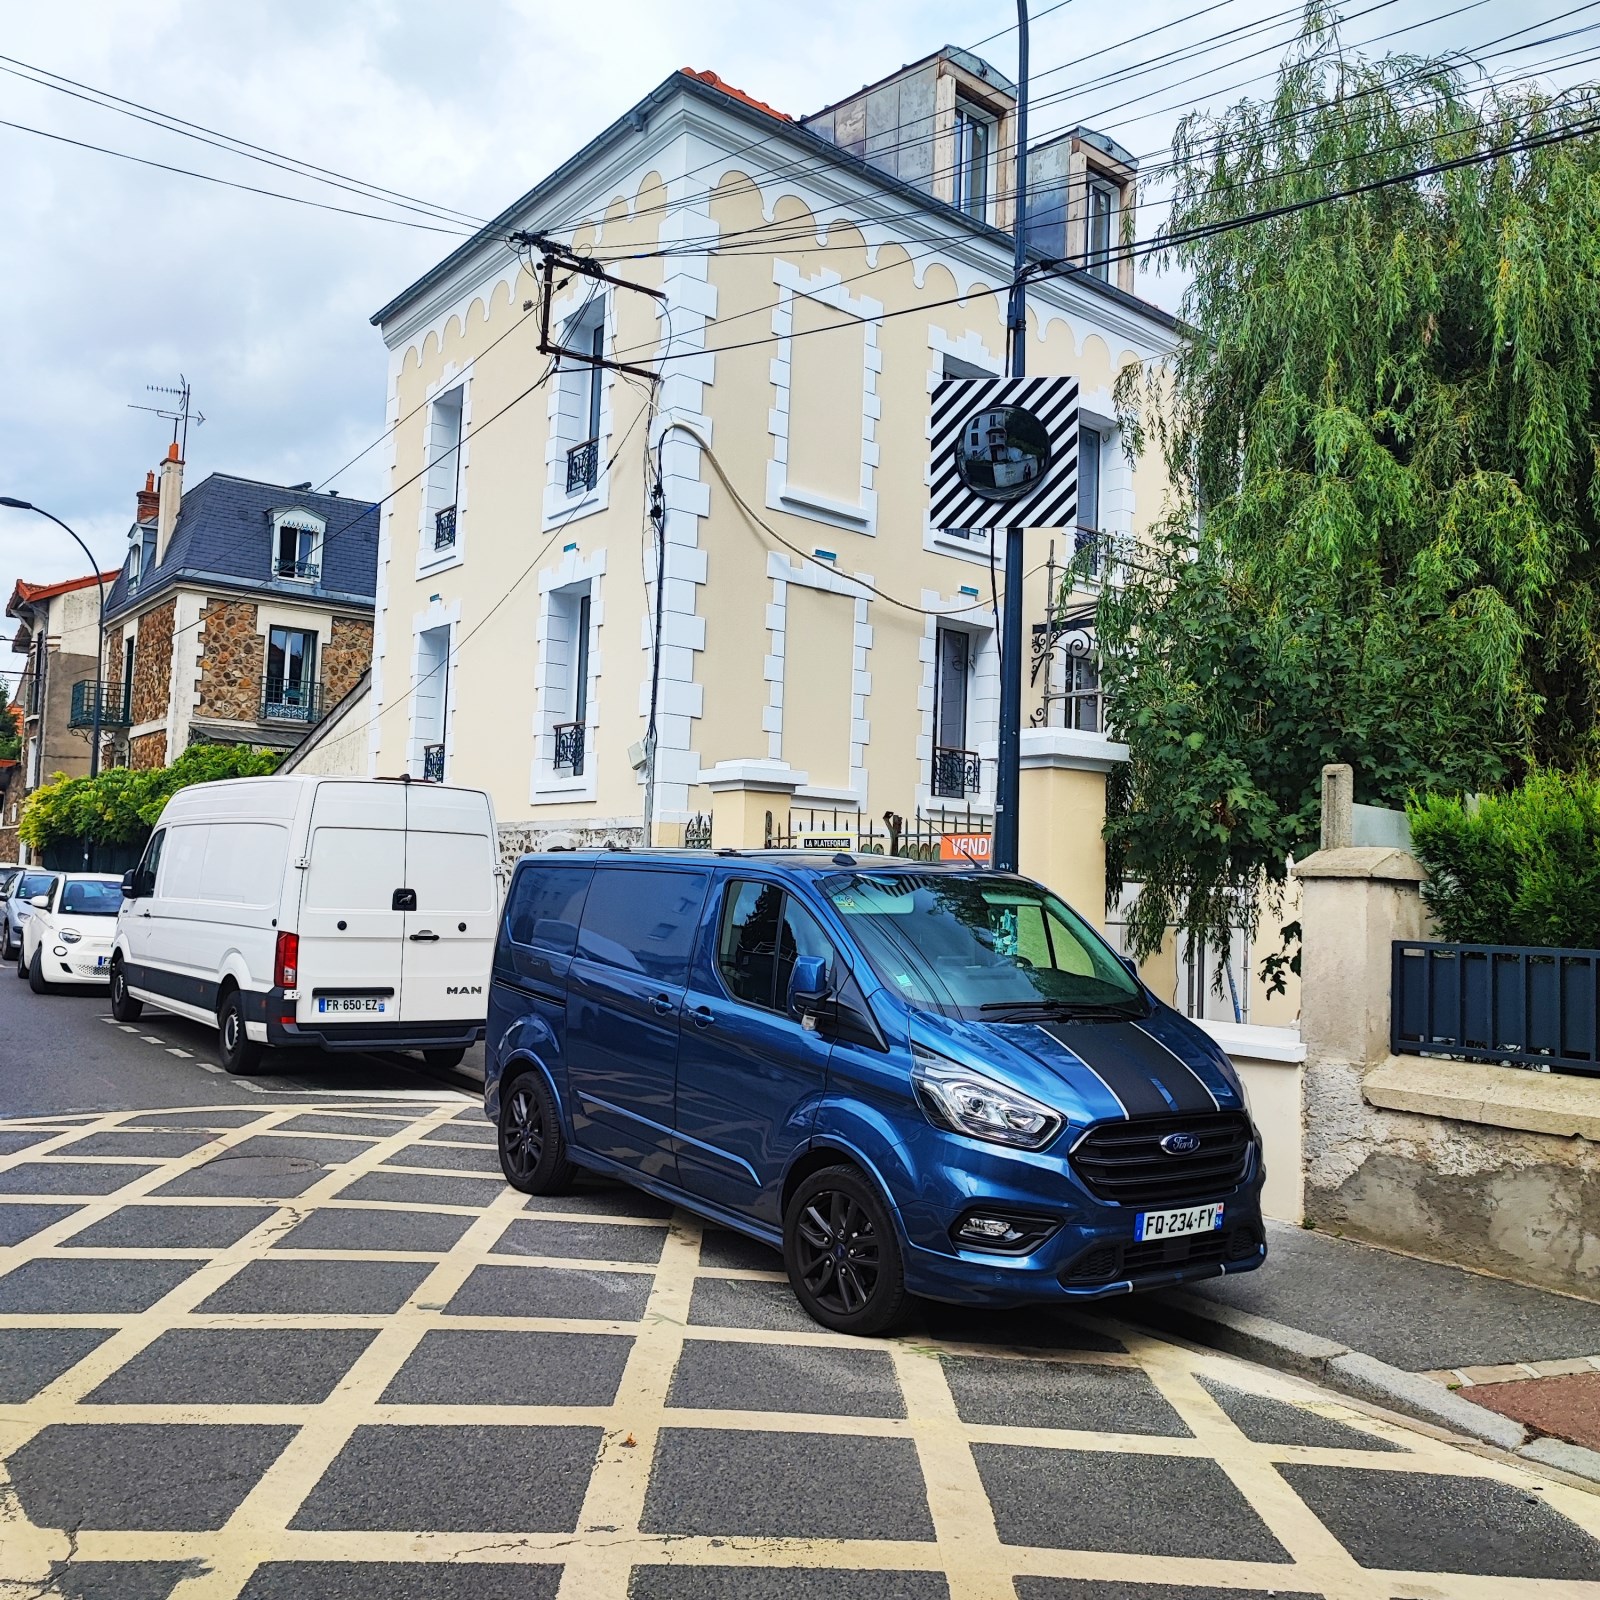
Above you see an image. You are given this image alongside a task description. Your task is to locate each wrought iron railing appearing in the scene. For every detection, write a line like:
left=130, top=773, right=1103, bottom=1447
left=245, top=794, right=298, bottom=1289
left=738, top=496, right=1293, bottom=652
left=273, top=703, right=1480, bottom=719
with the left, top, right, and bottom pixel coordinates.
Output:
left=273, top=557, right=321, bottom=582
left=260, top=678, right=324, bottom=724
left=1392, top=940, right=1600, bottom=1078
left=932, top=747, right=982, bottom=800
left=553, top=721, right=585, bottom=777
left=434, top=505, right=457, bottom=550
left=566, top=438, right=599, bottom=495
left=422, top=742, right=445, bottom=782
left=1073, top=523, right=1104, bottom=577
left=684, top=812, right=713, bottom=850
left=69, top=680, right=132, bottom=729
left=764, top=805, right=992, bottom=862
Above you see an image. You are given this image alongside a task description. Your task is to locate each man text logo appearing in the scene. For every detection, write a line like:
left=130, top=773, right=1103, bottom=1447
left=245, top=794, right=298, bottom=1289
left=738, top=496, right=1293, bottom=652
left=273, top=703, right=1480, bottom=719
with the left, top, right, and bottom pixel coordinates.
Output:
left=446, top=985, right=484, bottom=996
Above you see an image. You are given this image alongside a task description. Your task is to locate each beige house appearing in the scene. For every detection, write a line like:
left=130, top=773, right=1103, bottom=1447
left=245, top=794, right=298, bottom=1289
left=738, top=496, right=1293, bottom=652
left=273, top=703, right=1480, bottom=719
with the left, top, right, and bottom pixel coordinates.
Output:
left=366, top=46, right=1174, bottom=930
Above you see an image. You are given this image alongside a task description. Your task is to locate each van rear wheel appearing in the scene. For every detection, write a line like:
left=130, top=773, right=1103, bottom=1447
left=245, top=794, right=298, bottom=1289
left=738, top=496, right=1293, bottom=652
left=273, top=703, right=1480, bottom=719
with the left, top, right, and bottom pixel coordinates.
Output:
left=498, top=1071, right=577, bottom=1195
left=217, top=990, right=264, bottom=1075
left=423, top=1047, right=466, bottom=1071
left=783, top=1164, right=911, bottom=1337
left=109, top=959, right=143, bottom=1021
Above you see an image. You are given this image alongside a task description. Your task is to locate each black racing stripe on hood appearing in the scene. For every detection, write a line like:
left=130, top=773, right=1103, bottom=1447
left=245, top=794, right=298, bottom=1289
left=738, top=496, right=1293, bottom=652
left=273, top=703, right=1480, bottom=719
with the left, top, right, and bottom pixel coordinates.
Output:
left=1033, top=1021, right=1216, bottom=1117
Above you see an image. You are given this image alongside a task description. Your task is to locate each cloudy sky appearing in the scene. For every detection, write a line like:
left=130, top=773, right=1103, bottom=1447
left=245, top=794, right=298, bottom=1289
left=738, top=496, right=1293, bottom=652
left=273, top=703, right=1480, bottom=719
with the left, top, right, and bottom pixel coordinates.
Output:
left=0, top=0, right=1580, bottom=656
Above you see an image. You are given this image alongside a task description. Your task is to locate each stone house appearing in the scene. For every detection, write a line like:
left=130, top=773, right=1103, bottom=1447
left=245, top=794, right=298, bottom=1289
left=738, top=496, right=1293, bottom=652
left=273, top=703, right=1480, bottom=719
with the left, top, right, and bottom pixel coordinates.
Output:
left=6, top=568, right=117, bottom=796
left=98, top=447, right=379, bottom=768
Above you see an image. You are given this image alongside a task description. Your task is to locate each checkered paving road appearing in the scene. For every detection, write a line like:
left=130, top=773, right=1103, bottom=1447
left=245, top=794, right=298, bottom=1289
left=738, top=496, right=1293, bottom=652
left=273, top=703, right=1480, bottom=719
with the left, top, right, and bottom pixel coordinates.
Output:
left=1, top=1101, right=1598, bottom=1599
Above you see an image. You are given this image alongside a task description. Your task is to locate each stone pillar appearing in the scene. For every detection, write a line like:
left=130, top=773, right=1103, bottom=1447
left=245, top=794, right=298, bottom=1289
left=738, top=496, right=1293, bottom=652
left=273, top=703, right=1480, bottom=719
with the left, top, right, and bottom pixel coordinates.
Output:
left=1017, top=727, right=1127, bottom=924
left=696, top=759, right=807, bottom=850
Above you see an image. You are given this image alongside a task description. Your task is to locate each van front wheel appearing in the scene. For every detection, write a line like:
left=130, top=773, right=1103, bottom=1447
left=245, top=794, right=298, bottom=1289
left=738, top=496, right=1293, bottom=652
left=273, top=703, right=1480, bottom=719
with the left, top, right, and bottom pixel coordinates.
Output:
left=217, top=990, right=265, bottom=1075
left=783, top=1164, right=911, bottom=1337
left=498, top=1071, right=577, bottom=1195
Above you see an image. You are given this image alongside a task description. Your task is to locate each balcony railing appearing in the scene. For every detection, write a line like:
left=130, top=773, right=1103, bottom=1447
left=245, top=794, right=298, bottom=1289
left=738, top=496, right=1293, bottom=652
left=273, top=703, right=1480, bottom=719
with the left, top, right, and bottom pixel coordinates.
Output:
left=1073, top=524, right=1104, bottom=577
left=69, top=680, right=132, bottom=729
left=273, top=557, right=321, bottom=582
left=566, top=438, right=599, bottom=496
left=932, top=747, right=982, bottom=800
left=553, top=721, right=586, bottom=777
left=260, top=677, right=324, bottom=725
left=434, top=505, right=457, bottom=551
left=422, top=742, right=446, bottom=782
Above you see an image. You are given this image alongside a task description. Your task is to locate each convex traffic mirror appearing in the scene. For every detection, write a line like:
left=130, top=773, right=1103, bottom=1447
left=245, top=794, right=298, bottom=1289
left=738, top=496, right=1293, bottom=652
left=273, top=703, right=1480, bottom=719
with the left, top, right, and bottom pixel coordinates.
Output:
left=953, top=404, right=1052, bottom=502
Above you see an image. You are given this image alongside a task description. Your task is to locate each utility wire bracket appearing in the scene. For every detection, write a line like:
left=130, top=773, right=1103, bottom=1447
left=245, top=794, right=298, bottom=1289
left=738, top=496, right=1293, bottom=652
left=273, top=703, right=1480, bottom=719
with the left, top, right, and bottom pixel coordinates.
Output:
left=512, top=231, right=668, bottom=383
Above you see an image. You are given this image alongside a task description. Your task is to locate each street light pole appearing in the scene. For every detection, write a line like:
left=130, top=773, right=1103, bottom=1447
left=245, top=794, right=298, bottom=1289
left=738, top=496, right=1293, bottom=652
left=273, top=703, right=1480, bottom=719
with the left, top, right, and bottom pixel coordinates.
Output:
left=994, top=0, right=1031, bottom=873
left=0, top=498, right=109, bottom=869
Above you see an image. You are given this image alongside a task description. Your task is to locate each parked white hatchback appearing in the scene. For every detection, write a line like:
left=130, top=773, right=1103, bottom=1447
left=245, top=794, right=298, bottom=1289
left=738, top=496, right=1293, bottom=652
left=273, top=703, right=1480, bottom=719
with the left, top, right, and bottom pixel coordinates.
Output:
left=16, top=873, right=125, bottom=992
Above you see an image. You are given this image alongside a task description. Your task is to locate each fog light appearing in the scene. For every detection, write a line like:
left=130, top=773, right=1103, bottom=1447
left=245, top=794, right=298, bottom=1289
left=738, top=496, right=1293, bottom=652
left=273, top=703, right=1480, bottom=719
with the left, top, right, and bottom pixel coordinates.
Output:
left=52, top=945, right=68, bottom=957
left=952, top=1210, right=1059, bottom=1254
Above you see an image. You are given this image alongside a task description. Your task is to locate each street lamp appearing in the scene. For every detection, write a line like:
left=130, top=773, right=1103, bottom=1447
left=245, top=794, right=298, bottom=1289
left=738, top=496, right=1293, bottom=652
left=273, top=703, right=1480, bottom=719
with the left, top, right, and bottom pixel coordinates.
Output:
left=0, top=498, right=109, bottom=869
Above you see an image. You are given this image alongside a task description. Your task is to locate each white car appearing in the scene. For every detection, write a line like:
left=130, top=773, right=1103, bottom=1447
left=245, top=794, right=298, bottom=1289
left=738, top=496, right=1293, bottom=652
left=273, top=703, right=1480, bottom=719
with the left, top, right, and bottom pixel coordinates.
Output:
left=17, top=873, right=125, bottom=992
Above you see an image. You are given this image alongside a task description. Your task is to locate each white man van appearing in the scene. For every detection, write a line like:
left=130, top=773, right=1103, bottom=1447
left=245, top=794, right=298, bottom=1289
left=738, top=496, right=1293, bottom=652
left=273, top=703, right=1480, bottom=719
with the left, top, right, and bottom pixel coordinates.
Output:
left=111, top=775, right=498, bottom=1074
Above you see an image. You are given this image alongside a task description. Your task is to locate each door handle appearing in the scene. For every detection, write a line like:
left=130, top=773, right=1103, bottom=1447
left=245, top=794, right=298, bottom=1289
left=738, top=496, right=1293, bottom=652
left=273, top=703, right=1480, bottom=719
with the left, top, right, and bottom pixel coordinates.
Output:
left=139, top=911, right=151, bottom=918
left=690, top=1005, right=715, bottom=1029
left=408, top=930, right=440, bottom=943
left=650, top=993, right=675, bottom=1017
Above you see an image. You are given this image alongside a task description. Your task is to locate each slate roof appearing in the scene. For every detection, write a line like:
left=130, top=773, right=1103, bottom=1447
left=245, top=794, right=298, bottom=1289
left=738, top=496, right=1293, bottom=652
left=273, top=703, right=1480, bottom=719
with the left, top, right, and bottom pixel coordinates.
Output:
left=103, top=473, right=378, bottom=623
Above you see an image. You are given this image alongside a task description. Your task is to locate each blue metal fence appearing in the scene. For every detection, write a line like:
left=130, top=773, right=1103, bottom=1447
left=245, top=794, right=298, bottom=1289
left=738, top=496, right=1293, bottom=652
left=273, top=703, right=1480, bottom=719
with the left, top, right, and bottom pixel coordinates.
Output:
left=1392, top=940, right=1600, bottom=1077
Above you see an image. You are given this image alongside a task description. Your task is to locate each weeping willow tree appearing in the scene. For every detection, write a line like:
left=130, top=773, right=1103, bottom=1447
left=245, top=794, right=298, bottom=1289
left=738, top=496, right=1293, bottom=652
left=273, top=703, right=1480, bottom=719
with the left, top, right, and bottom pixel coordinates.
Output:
left=1100, top=16, right=1600, bottom=973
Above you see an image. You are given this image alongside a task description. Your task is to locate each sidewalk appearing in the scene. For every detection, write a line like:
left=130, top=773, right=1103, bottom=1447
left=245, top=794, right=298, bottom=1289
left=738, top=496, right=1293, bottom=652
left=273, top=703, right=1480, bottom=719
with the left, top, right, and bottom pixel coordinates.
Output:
left=1118, top=1221, right=1600, bottom=1483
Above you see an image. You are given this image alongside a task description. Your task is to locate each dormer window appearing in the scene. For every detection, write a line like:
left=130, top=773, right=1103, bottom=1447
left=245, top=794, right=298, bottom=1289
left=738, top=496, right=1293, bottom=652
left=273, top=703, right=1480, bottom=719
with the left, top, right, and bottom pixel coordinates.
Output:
left=953, top=101, right=994, bottom=222
left=1086, top=177, right=1117, bottom=281
left=270, top=509, right=324, bottom=582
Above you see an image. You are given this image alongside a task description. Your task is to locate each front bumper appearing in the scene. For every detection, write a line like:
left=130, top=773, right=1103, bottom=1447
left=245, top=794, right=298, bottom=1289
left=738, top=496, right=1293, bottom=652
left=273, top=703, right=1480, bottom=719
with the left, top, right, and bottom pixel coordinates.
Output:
left=883, top=1119, right=1269, bottom=1309
left=41, top=945, right=113, bottom=985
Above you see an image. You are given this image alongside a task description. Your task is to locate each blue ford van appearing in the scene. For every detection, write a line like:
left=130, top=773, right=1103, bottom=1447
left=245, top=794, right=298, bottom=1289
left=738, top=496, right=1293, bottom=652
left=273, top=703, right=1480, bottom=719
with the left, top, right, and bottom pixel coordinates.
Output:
left=484, top=850, right=1266, bottom=1334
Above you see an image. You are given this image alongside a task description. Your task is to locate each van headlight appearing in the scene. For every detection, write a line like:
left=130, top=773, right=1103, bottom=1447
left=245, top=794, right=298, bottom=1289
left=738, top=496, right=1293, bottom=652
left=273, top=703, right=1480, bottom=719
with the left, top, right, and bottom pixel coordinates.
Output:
left=912, top=1044, right=1063, bottom=1150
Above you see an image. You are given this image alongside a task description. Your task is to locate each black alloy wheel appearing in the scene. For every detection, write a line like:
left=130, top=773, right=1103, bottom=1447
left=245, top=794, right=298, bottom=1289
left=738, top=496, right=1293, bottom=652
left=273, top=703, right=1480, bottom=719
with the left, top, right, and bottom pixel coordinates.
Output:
left=27, top=947, right=55, bottom=995
left=497, top=1070, right=576, bottom=1195
left=783, top=1164, right=910, bottom=1336
left=109, top=959, right=143, bottom=1021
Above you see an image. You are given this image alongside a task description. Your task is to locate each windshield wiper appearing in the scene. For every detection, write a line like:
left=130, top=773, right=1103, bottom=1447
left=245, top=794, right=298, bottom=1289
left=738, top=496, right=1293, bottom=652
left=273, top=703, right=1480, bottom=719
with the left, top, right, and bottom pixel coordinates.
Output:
left=980, top=999, right=1143, bottom=1020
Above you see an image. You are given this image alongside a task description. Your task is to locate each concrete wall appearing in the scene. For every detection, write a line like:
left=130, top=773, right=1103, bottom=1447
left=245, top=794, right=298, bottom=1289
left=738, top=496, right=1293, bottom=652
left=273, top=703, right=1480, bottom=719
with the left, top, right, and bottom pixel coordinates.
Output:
left=1195, top=1018, right=1306, bottom=1225
left=1297, top=842, right=1600, bottom=1300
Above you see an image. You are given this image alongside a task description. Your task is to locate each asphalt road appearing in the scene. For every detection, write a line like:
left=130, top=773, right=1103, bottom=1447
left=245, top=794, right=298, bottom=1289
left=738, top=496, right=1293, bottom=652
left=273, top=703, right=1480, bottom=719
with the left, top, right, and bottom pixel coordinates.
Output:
left=4, top=977, right=1600, bottom=1599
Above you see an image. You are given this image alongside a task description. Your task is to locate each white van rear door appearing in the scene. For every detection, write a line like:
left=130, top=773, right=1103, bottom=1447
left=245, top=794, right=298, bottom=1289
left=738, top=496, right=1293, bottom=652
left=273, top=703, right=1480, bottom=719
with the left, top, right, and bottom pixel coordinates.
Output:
left=297, top=783, right=407, bottom=1023
left=397, top=787, right=497, bottom=1024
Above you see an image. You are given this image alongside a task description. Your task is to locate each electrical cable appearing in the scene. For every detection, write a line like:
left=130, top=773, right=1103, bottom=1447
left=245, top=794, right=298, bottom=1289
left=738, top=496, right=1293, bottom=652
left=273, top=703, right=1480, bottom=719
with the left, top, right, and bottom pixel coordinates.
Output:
left=0, top=117, right=474, bottom=234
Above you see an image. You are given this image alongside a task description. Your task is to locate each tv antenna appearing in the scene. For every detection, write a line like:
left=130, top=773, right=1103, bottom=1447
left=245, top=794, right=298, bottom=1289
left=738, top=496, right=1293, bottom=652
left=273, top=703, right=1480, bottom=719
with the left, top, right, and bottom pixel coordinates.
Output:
left=128, top=375, right=205, bottom=457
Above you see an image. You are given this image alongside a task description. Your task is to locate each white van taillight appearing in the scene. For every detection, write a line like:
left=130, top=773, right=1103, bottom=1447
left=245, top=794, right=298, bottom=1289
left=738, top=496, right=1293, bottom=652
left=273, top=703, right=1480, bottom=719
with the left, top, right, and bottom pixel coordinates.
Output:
left=274, top=931, right=300, bottom=989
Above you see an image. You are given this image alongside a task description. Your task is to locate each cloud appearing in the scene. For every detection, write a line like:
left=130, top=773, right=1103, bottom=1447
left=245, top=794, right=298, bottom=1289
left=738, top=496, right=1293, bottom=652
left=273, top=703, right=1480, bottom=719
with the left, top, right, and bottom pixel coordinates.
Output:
left=0, top=0, right=1552, bottom=625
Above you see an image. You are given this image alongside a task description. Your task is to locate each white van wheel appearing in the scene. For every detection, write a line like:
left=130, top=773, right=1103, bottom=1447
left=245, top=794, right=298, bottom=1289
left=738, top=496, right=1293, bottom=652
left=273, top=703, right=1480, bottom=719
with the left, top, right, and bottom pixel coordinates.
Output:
left=217, top=990, right=265, bottom=1075
left=109, top=960, right=143, bottom=1022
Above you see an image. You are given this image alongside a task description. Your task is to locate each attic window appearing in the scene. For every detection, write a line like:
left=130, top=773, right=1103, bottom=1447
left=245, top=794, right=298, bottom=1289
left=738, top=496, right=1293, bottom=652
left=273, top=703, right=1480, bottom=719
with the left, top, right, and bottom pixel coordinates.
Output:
left=272, top=511, right=324, bottom=582
left=953, top=101, right=994, bottom=223
left=1086, top=177, right=1117, bottom=281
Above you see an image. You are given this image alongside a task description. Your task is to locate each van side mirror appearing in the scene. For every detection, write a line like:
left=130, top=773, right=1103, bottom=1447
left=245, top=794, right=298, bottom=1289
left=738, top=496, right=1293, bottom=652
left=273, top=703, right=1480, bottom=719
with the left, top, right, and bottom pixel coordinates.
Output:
left=121, top=869, right=140, bottom=900
left=787, top=954, right=830, bottom=1018
left=1119, top=954, right=1141, bottom=980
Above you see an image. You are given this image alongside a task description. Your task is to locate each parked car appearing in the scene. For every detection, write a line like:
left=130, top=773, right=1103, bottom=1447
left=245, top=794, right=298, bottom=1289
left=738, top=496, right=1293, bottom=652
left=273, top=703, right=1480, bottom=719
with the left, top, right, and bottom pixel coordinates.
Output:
left=111, top=775, right=499, bottom=1075
left=17, top=873, right=124, bottom=992
left=484, top=851, right=1267, bottom=1335
left=2, top=868, right=59, bottom=961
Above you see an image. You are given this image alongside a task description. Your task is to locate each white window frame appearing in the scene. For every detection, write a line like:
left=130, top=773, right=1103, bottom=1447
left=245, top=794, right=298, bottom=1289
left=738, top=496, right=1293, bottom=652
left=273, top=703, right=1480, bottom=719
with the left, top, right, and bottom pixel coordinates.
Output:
left=418, top=380, right=467, bottom=578
left=530, top=546, right=606, bottom=804
left=542, top=291, right=613, bottom=530
left=408, top=604, right=458, bottom=781
left=1086, top=176, right=1118, bottom=282
left=953, top=100, right=997, bottom=224
left=269, top=509, right=325, bottom=585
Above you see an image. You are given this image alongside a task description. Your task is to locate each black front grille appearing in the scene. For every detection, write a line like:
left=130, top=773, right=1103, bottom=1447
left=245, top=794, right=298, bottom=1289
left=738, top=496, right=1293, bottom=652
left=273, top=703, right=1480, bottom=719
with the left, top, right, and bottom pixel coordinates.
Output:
left=1070, top=1112, right=1253, bottom=1207
left=1061, top=1225, right=1262, bottom=1285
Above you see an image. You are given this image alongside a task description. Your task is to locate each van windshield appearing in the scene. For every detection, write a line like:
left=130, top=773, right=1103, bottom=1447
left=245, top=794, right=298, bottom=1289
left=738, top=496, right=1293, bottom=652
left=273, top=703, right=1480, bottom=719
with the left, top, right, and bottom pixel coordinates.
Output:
left=820, top=871, right=1147, bottom=1020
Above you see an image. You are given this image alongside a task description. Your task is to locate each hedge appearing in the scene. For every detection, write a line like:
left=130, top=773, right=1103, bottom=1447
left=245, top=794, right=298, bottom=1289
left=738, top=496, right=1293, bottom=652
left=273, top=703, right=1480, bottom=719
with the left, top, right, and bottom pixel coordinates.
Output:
left=1407, top=770, right=1600, bottom=949
left=19, top=744, right=282, bottom=851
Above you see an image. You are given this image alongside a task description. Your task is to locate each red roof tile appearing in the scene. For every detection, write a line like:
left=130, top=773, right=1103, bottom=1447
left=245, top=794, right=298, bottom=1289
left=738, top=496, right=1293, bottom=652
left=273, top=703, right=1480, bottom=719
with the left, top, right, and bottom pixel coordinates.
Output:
left=7, top=571, right=120, bottom=612
left=680, top=69, right=790, bottom=122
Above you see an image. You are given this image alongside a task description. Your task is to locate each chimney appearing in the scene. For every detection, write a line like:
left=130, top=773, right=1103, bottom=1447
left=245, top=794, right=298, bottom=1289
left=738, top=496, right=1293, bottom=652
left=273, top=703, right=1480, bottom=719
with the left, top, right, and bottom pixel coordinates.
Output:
left=135, top=469, right=158, bottom=525
left=155, top=441, right=183, bottom=563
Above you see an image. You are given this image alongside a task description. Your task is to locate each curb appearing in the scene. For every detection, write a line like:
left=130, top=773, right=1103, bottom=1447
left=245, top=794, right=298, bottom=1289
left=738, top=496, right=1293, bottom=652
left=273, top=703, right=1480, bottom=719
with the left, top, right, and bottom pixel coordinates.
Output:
left=1124, top=1289, right=1600, bottom=1484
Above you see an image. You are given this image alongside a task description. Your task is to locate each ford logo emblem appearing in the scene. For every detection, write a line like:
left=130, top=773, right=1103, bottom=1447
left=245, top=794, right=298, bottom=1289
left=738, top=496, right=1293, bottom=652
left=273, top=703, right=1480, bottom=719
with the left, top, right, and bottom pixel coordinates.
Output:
left=1160, top=1132, right=1202, bottom=1155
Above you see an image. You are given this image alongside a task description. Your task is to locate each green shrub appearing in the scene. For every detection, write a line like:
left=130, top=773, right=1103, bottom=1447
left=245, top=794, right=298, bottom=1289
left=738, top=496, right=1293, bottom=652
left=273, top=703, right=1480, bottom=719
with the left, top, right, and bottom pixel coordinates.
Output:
left=19, top=744, right=282, bottom=851
left=1408, top=771, right=1600, bottom=948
